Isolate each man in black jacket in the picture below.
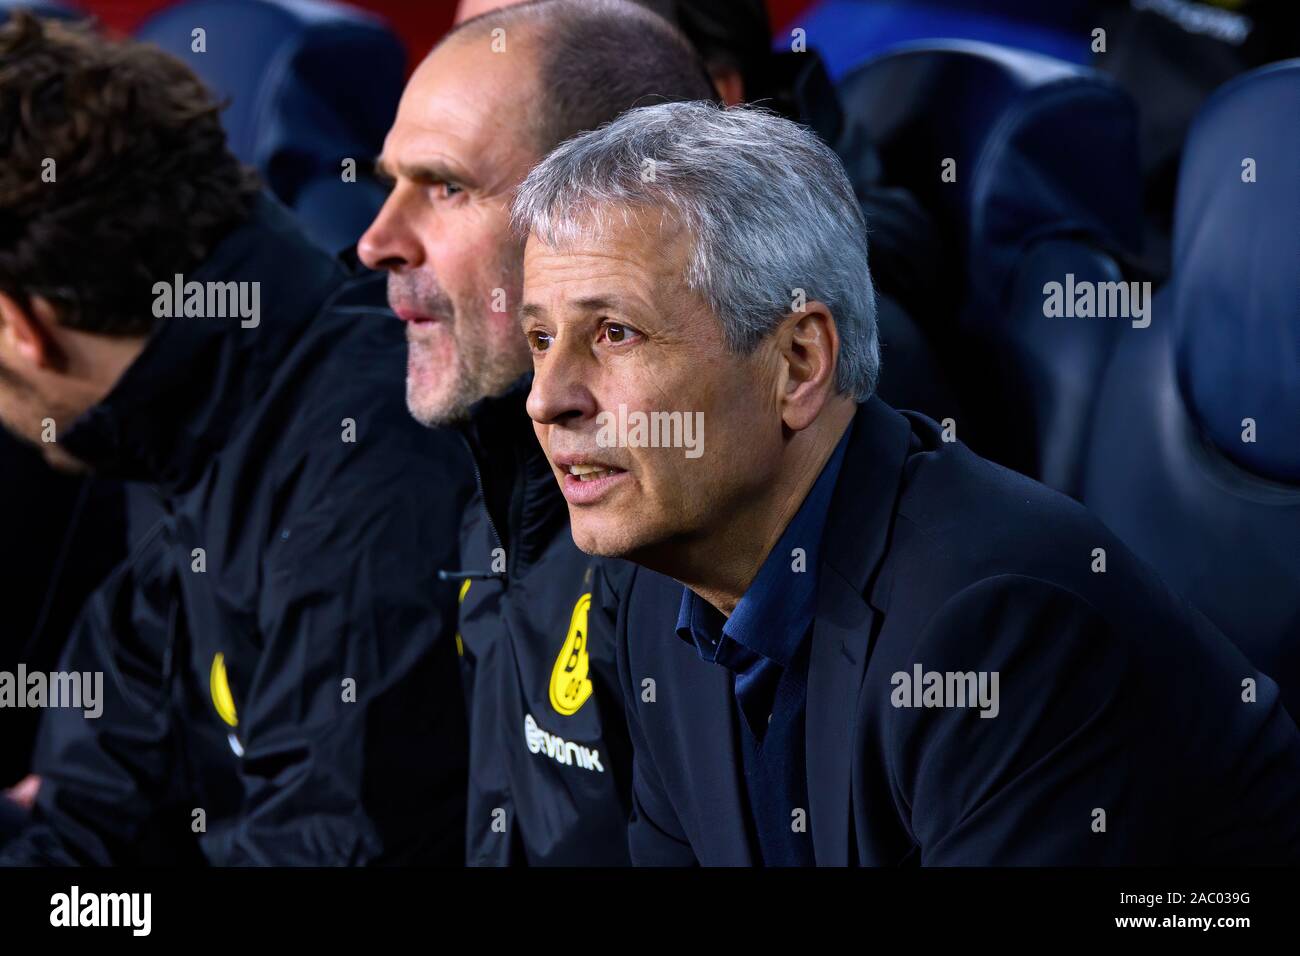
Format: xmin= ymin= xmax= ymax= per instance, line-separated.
xmin=0 ymin=13 xmax=472 ymax=864
xmin=357 ymin=0 xmax=716 ymax=864
xmin=0 ymin=430 xmax=125 ymax=836
xmin=512 ymin=100 xmax=1300 ymax=865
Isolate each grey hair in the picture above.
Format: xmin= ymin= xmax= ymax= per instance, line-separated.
xmin=511 ymin=100 xmax=880 ymax=400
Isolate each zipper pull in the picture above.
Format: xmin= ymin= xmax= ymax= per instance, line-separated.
xmin=437 ymin=569 xmax=505 ymax=582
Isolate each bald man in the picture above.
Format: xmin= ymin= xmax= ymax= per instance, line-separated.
xmin=359 ymin=0 xmax=716 ymax=865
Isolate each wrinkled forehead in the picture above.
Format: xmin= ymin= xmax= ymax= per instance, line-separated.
xmin=521 ymin=206 xmax=699 ymax=315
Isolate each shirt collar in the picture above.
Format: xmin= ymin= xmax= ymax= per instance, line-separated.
xmin=676 ymin=421 xmax=853 ymax=669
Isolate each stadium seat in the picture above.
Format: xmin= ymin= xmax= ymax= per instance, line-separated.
xmin=0 ymin=0 xmax=79 ymax=20
xmin=1081 ymin=60 xmax=1300 ymax=719
xmin=836 ymin=40 xmax=1143 ymax=493
xmin=135 ymin=0 xmax=406 ymax=255
xmin=793 ymin=0 xmax=1095 ymax=80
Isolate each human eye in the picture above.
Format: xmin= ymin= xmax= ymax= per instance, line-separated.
xmin=526 ymin=329 xmax=553 ymax=353
xmin=598 ymin=320 xmax=642 ymax=346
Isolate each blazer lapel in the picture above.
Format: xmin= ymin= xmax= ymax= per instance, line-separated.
xmin=807 ymin=569 xmax=877 ymax=864
xmin=662 ymin=630 xmax=754 ymax=865
xmin=806 ymin=398 xmax=912 ymax=865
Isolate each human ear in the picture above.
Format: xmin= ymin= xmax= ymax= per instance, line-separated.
xmin=0 ymin=290 xmax=60 ymax=370
xmin=775 ymin=301 xmax=840 ymax=432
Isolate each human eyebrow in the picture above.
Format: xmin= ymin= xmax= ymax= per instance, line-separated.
xmin=520 ymin=295 xmax=647 ymax=327
xmin=390 ymin=159 xmax=474 ymax=190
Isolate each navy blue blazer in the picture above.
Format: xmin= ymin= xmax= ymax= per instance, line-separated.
xmin=608 ymin=397 xmax=1300 ymax=865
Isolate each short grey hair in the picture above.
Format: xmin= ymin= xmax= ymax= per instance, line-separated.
xmin=511 ymin=100 xmax=880 ymax=400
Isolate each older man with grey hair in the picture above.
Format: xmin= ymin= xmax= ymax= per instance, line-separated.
xmin=515 ymin=101 xmax=1300 ymax=865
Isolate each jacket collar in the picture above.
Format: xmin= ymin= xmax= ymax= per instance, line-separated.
xmin=63 ymin=195 xmax=343 ymax=491
xmin=458 ymin=374 xmax=570 ymax=580
xmin=822 ymin=396 xmax=915 ymax=606
xmin=805 ymin=396 xmax=914 ymax=865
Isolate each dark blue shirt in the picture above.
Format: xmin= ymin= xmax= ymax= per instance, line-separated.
xmin=676 ymin=425 xmax=851 ymax=865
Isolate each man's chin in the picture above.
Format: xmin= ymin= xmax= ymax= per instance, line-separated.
xmin=569 ymin=516 xmax=651 ymax=560
xmin=405 ymin=359 xmax=473 ymax=427
xmin=405 ymin=356 xmax=531 ymax=429
xmin=406 ymin=387 xmax=465 ymax=428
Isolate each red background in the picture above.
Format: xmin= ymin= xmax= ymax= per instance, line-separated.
xmin=69 ymin=0 xmax=815 ymax=68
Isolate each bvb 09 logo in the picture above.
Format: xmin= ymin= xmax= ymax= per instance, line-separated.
xmin=549 ymin=593 xmax=593 ymax=716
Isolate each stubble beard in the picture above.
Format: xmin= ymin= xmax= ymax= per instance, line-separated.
xmin=394 ymin=276 xmax=530 ymax=428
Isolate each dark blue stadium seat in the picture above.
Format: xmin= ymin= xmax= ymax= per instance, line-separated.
xmin=837 ymin=40 xmax=1143 ymax=492
xmin=135 ymin=0 xmax=406 ymax=255
xmin=0 ymin=1 xmax=79 ymax=20
xmin=1082 ymin=60 xmax=1300 ymax=719
xmin=796 ymin=0 xmax=1095 ymax=80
